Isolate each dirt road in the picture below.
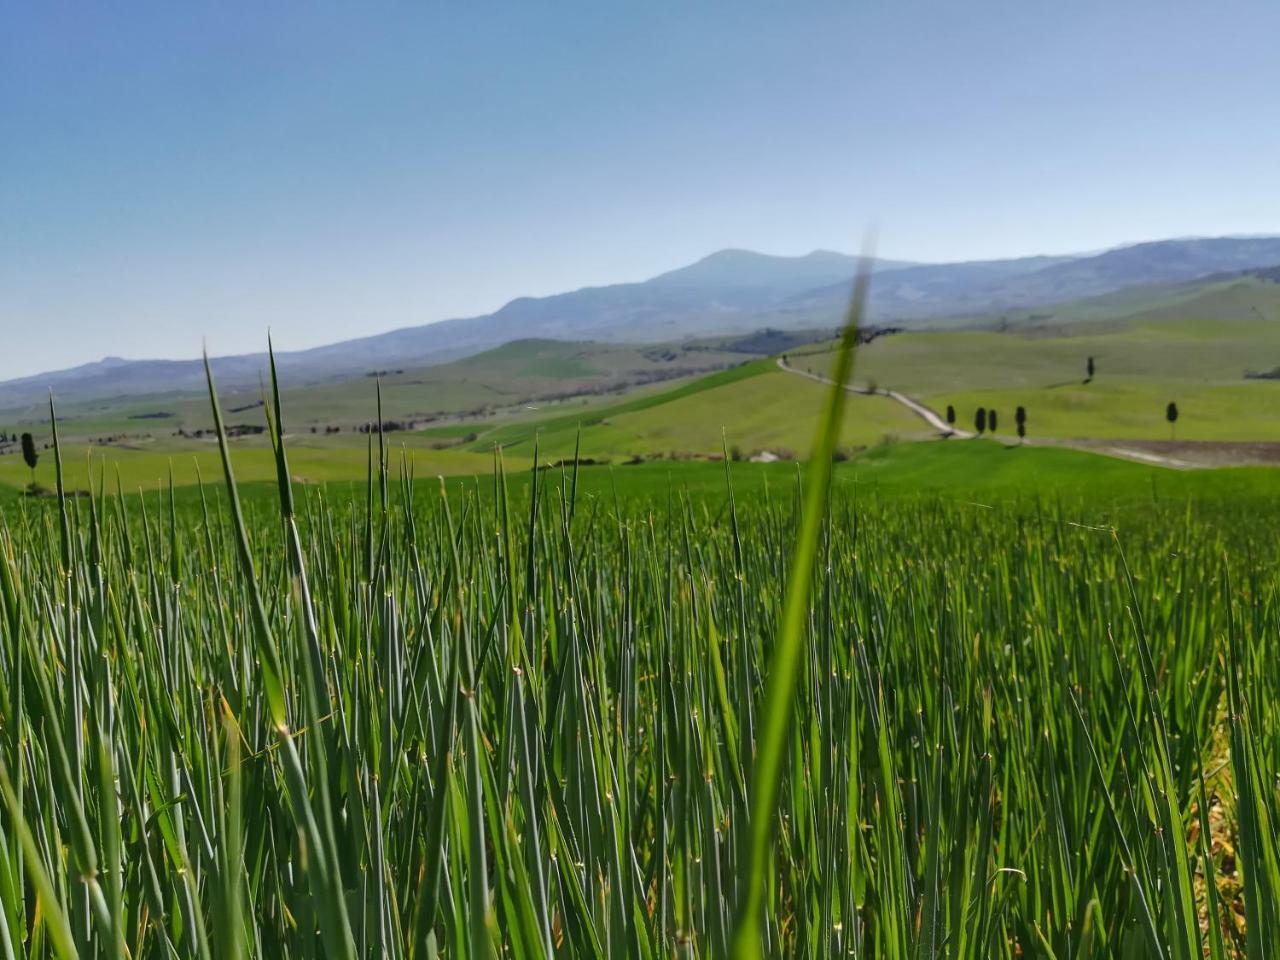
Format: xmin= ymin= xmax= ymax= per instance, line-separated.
xmin=774 ymin=356 xmax=1202 ymax=469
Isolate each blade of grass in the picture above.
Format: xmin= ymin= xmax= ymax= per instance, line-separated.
xmin=730 ymin=251 xmax=872 ymax=959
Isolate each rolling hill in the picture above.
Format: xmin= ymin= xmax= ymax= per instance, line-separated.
xmin=6 ymin=235 xmax=1280 ymax=411
xmin=775 ymin=236 xmax=1280 ymax=326
xmin=0 ymin=351 xmax=927 ymax=493
xmin=787 ymin=269 xmax=1280 ymax=448
xmin=0 ymin=249 xmax=899 ymax=409
xmin=12 ymin=261 xmax=1280 ymax=492
xmin=0 ymin=335 xmax=788 ymax=439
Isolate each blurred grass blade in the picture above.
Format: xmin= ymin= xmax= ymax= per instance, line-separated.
xmin=730 ymin=252 xmax=871 ymax=959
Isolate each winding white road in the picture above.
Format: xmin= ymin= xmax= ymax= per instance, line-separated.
xmin=775 ymin=355 xmax=1200 ymax=469
xmin=776 ymin=356 xmax=972 ymax=437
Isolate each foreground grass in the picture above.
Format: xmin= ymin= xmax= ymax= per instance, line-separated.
xmin=1 ymin=419 xmax=1278 ymax=956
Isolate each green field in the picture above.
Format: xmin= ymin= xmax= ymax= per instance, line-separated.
xmin=0 ymin=435 xmax=524 ymax=496
xmin=0 ymin=337 xmax=762 ymax=442
xmin=6 ymin=284 xmax=1280 ymax=956
xmin=790 ymin=281 xmax=1280 ymax=442
xmin=0 ymin=357 xmax=930 ymax=494
xmin=8 ymin=273 xmax=1280 ymax=495
xmin=11 ymin=7 xmax=1280 ymax=956
xmin=471 ymin=362 xmax=926 ymax=459
xmin=6 ymin=437 xmax=1277 ymax=513
xmin=1 ymin=381 xmax=1277 ymax=956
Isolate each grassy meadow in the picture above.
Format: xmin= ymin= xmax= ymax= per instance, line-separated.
xmin=10 ymin=275 xmax=1280 ymax=497
xmin=3 ymin=279 xmax=1280 ymax=958
xmin=2 ymin=315 xmax=1280 ymax=959
xmin=0 ymin=361 xmax=924 ymax=496
xmin=791 ymin=280 xmax=1280 ymax=443
xmin=0 ymin=437 xmax=522 ymax=499
xmin=0 ymin=338 xmax=764 ymax=443
xmin=468 ymin=364 xmax=925 ymax=461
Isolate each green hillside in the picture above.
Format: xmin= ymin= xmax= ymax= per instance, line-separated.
xmin=0 ymin=354 xmax=924 ymax=493
xmin=791 ymin=276 xmax=1280 ymax=442
xmin=0 ymin=436 xmax=513 ymax=496
xmin=470 ymin=362 xmax=924 ymax=459
xmin=9 ymin=271 xmax=1280 ymax=494
xmin=0 ymin=336 xmax=761 ymax=442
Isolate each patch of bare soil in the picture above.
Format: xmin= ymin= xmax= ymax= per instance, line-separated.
xmin=1067 ymin=440 xmax=1280 ymax=467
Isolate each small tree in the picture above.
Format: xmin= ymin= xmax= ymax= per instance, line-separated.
xmin=1015 ymin=406 xmax=1027 ymax=443
xmin=1166 ymin=401 xmax=1178 ymax=439
xmin=988 ymin=410 xmax=998 ymax=433
xmin=20 ymin=432 xmax=38 ymax=486
xmin=975 ymin=407 xmax=987 ymax=436
xmin=1086 ymin=356 xmax=1095 ymax=382
xmin=946 ymin=405 xmax=956 ymax=427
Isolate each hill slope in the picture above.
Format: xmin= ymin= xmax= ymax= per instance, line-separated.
xmin=787 ymin=271 xmax=1280 ymax=446
xmin=7 ymin=235 xmax=1280 ymax=409
xmin=0 ymin=335 xmax=778 ymax=439
xmin=778 ymin=236 xmax=1280 ymax=325
xmin=0 ymin=250 xmax=902 ymax=409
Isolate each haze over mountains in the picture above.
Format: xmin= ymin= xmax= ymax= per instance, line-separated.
xmin=6 ymin=235 xmax=1280 ymax=410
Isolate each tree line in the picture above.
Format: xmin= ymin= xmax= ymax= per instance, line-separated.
xmin=942 ymin=398 xmax=1183 ymax=442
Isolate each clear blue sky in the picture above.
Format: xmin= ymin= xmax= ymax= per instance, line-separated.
xmin=4 ymin=1 xmax=1280 ymax=378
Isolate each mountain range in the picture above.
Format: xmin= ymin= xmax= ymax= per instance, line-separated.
xmin=6 ymin=235 xmax=1280 ymax=410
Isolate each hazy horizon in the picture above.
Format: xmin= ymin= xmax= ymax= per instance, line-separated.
xmin=3 ymin=231 xmax=1278 ymax=379
xmin=6 ymin=1 xmax=1280 ymax=378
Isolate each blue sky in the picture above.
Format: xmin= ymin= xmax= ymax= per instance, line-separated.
xmin=4 ymin=1 xmax=1280 ymax=378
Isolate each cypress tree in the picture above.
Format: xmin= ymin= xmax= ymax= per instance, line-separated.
xmin=20 ymin=432 xmax=37 ymax=486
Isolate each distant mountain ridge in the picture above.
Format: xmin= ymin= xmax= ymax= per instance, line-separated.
xmin=646 ymin=249 xmax=916 ymax=289
xmin=776 ymin=236 xmax=1280 ymax=323
xmin=5 ymin=236 xmax=1280 ymax=410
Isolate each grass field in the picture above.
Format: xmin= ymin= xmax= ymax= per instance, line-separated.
xmin=0 ymin=436 xmax=523 ymax=495
xmin=8 ymin=274 xmax=1280 ymax=491
xmin=0 ymin=338 xmax=761 ymax=441
xmin=791 ymin=296 xmax=1280 ymax=442
xmin=8 ymin=436 xmax=1279 ymax=512
xmin=0 ymin=358 xmax=929 ymax=494
xmin=471 ymin=363 xmax=926 ymax=459
xmin=1 ymin=372 xmax=1277 ymax=956
xmin=6 ymin=289 xmax=1280 ymax=955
